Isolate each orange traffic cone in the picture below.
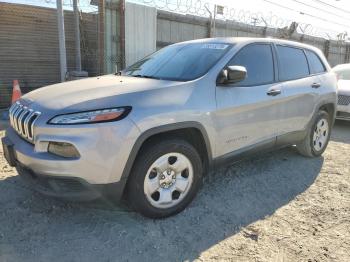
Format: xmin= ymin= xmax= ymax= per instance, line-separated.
xmin=11 ymin=80 xmax=22 ymax=104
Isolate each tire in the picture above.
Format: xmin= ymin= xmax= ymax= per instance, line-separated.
xmin=126 ymin=139 xmax=203 ymax=218
xmin=297 ymin=110 xmax=331 ymax=157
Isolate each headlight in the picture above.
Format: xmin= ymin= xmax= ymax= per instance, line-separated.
xmin=48 ymin=107 xmax=131 ymax=125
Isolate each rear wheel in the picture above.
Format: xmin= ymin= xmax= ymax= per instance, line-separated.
xmin=126 ymin=139 xmax=203 ymax=218
xmin=297 ymin=110 xmax=331 ymax=157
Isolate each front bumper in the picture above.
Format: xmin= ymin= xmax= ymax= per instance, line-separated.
xmin=2 ymin=118 xmax=140 ymax=200
xmin=16 ymin=163 xmax=123 ymax=201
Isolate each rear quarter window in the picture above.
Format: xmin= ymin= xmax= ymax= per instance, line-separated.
xmin=277 ymin=45 xmax=309 ymax=81
xmin=305 ymin=50 xmax=326 ymax=74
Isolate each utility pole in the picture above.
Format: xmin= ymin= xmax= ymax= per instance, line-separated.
xmin=204 ymin=4 xmax=213 ymax=37
xmin=56 ymin=0 xmax=67 ymax=82
xmin=98 ymin=0 xmax=105 ymax=75
xmin=213 ymin=5 xmax=216 ymax=37
xmin=73 ymin=0 xmax=82 ymax=71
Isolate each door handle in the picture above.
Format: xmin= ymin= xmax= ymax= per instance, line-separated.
xmin=267 ymin=89 xmax=281 ymax=96
xmin=311 ymin=83 xmax=321 ymax=88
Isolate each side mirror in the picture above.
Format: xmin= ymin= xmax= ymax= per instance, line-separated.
xmin=218 ymin=65 xmax=247 ymax=85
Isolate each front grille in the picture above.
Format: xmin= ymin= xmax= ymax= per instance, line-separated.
xmin=9 ymin=101 xmax=41 ymax=143
xmin=338 ymin=95 xmax=350 ymax=106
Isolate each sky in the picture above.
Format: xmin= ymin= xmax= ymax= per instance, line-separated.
xmin=2 ymin=0 xmax=350 ymax=40
xmin=211 ymin=0 xmax=350 ymax=39
xmin=1 ymin=0 xmax=97 ymax=10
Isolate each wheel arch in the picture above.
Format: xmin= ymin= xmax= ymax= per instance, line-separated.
xmin=305 ymin=102 xmax=336 ymax=134
xmin=118 ymin=122 xmax=213 ymax=197
xmin=318 ymin=103 xmax=336 ymax=122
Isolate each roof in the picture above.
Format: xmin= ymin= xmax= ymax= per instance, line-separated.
xmin=178 ymin=37 xmax=323 ymax=53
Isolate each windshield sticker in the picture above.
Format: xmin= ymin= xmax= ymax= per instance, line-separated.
xmin=201 ymin=44 xmax=229 ymax=50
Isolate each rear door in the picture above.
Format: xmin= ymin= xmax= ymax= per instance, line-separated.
xmin=214 ymin=43 xmax=284 ymax=157
xmin=274 ymin=45 xmax=318 ymax=136
xmin=305 ymin=48 xmax=328 ymax=95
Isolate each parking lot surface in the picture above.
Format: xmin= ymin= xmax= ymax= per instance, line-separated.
xmin=0 ymin=122 xmax=349 ymax=262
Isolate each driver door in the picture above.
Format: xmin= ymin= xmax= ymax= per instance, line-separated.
xmin=214 ymin=43 xmax=284 ymax=157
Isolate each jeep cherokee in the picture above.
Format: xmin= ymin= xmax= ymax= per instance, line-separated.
xmin=2 ymin=38 xmax=337 ymax=218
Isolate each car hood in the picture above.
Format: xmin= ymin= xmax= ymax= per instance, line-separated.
xmin=22 ymin=75 xmax=184 ymax=111
xmin=337 ymin=80 xmax=350 ymax=95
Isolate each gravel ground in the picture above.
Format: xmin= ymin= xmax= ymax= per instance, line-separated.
xmin=0 ymin=121 xmax=349 ymax=262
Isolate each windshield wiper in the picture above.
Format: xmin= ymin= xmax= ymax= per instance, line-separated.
xmin=132 ymin=74 xmax=161 ymax=80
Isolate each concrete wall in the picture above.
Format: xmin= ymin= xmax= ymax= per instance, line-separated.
xmin=125 ymin=3 xmax=157 ymax=67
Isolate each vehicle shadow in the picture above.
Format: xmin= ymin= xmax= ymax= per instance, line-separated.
xmin=331 ymin=120 xmax=350 ymax=144
xmin=0 ymin=147 xmax=323 ymax=262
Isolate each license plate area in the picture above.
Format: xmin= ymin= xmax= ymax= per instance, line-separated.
xmin=1 ymin=137 xmax=17 ymax=167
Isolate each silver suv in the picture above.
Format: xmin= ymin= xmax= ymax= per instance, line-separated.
xmin=2 ymin=38 xmax=337 ymax=218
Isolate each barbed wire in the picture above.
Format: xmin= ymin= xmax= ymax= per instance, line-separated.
xmin=6 ymin=0 xmax=346 ymax=40
xmin=137 ymin=0 xmax=345 ymax=40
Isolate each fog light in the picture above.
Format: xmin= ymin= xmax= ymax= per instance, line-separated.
xmin=48 ymin=142 xmax=80 ymax=158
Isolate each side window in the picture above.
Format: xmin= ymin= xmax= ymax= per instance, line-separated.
xmin=305 ymin=50 xmax=326 ymax=74
xmin=228 ymin=44 xmax=274 ymax=86
xmin=277 ymin=45 xmax=309 ymax=81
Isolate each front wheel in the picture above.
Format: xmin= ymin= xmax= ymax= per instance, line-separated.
xmin=126 ymin=139 xmax=203 ymax=218
xmin=297 ymin=110 xmax=331 ymax=157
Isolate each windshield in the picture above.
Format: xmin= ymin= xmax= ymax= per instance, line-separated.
xmin=123 ymin=43 xmax=232 ymax=81
xmin=334 ymin=68 xmax=350 ymax=80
